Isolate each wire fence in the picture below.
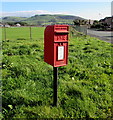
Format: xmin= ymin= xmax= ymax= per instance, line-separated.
xmin=2 ymin=26 xmax=45 ymax=41
xmin=73 ymin=25 xmax=88 ymax=35
xmin=2 ymin=25 xmax=88 ymax=41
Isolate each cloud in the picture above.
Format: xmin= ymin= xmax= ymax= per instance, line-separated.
xmin=1 ymin=10 xmax=70 ymax=17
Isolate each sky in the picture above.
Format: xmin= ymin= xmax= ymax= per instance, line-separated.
xmin=1 ymin=2 xmax=112 ymax=20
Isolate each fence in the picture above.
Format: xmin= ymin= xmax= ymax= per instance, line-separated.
xmin=2 ymin=25 xmax=88 ymax=41
xmin=2 ymin=26 xmax=45 ymax=41
xmin=73 ymin=25 xmax=88 ymax=35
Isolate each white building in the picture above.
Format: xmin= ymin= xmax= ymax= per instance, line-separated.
xmin=16 ymin=23 xmax=21 ymax=27
xmin=5 ymin=24 xmax=10 ymax=28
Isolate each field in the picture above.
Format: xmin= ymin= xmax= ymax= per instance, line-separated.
xmin=1 ymin=27 xmax=113 ymax=119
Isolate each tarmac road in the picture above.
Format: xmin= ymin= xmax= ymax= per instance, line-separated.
xmin=87 ymin=29 xmax=112 ymax=44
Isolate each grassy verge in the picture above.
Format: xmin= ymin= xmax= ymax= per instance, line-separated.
xmin=2 ymin=27 xmax=113 ymax=119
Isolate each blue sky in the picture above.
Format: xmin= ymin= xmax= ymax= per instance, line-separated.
xmin=1 ymin=2 xmax=111 ymax=20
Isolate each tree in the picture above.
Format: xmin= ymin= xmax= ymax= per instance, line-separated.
xmin=73 ymin=19 xmax=87 ymax=26
xmin=93 ymin=20 xmax=99 ymax=25
xmin=73 ymin=19 xmax=80 ymax=26
xmin=91 ymin=20 xmax=109 ymax=30
xmin=6 ymin=22 xmax=15 ymax=26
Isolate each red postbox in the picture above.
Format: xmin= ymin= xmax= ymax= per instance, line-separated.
xmin=44 ymin=25 xmax=69 ymax=67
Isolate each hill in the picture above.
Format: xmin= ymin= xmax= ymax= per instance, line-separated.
xmin=2 ymin=14 xmax=85 ymax=25
xmin=2 ymin=16 xmax=27 ymax=22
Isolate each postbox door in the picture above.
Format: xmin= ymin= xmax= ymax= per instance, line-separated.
xmin=54 ymin=43 xmax=68 ymax=67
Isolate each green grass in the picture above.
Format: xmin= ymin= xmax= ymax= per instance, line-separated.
xmin=2 ymin=27 xmax=113 ymax=119
xmin=2 ymin=27 xmax=45 ymax=40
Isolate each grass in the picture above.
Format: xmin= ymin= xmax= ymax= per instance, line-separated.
xmin=1 ymin=26 xmax=113 ymax=119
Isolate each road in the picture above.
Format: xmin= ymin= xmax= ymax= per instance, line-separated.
xmin=87 ymin=29 xmax=112 ymax=44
